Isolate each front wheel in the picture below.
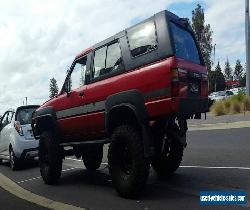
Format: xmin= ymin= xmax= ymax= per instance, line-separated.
xmin=39 ymin=131 xmax=62 ymax=184
xmin=108 ymin=125 xmax=150 ymax=198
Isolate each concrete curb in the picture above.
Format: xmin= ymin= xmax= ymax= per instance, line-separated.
xmin=0 ymin=173 xmax=85 ymax=210
xmin=189 ymin=121 xmax=250 ymax=131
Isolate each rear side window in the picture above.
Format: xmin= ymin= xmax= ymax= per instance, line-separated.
xmin=93 ymin=42 xmax=123 ymax=79
xmin=105 ymin=43 xmax=123 ymax=73
xmin=170 ymin=22 xmax=200 ymax=64
xmin=93 ymin=46 xmax=107 ymax=78
xmin=127 ymin=21 xmax=157 ymax=57
xmin=17 ymin=108 xmax=37 ymax=125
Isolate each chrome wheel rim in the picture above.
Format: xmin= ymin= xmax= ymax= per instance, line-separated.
xmin=10 ymin=150 xmax=15 ymax=168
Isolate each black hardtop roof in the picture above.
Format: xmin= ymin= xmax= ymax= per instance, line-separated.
xmin=16 ymin=105 xmax=40 ymax=111
xmin=91 ymin=10 xmax=185 ymax=50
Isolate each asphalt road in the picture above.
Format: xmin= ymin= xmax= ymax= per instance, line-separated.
xmin=0 ymin=127 xmax=249 ymax=210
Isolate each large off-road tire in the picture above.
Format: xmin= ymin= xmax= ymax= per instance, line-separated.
xmin=151 ymin=123 xmax=184 ymax=176
xmin=39 ymin=131 xmax=62 ymax=185
xmin=9 ymin=147 xmax=22 ymax=171
xmin=108 ymin=125 xmax=150 ymax=198
xmin=82 ymin=145 xmax=103 ymax=170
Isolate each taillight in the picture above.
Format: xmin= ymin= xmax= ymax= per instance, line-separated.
xmin=202 ymin=73 xmax=208 ymax=81
xmin=201 ymin=73 xmax=208 ymax=97
xmin=171 ymin=68 xmax=188 ymax=97
xmin=14 ymin=121 xmax=24 ymax=136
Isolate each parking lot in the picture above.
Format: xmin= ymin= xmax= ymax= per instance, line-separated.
xmin=0 ymin=125 xmax=249 ymax=210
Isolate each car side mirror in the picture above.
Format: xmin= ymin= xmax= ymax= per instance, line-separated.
xmin=63 ymin=80 xmax=71 ymax=97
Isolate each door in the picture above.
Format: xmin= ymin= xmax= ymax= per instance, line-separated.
xmin=85 ymin=41 xmax=125 ymax=138
xmin=56 ymin=56 xmax=89 ymax=142
xmin=0 ymin=111 xmax=13 ymax=156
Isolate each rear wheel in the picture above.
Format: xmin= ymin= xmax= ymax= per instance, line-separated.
xmin=82 ymin=145 xmax=103 ymax=170
xmin=108 ymin=125 xmax=149 ymax=198
xmin=9 ymin=147 xmax=21 ymax=171
xmin=151 ymin=122 xmax=184 ymax=176
xmin=39 ymin=131 xmax=62 ymax=184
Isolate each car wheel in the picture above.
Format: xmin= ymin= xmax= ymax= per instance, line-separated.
xmin=151 ymin=123 xmax=184 ymax=176
xmin=108 ymin=125 xmax=150 ymax=198
xmin=82 ymin=145 xmax=103 ymax=171
xmin=9 ymin=148 xmax=21 ymax=171
xmin=39 ymin=130 xmax=62 ymax=185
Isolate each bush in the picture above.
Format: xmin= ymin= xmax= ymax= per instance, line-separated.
xmin=210 ymin=101 xmax=225 ymax=116
xmin=242 ymin=97 xmax=250 ymax=111
xmin=210 ymin=94 xmax=250 ymax=116
xmin=230 ymin=101 xmax=241 ymax=114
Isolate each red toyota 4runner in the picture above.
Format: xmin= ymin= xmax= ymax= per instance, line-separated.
xmin=32 ymin=10 xmax=208 ymax=197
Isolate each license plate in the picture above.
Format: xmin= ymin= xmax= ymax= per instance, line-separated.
xmin=28 ymin=130 xmax=34 ymax=137
xmin=190 ymin=83 xmax=199 ymax=94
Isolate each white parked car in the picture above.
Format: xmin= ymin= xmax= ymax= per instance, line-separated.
xmin=230 ymin=87 xmax=246 ymax=95
xmin=208 ymin=90 xmax=234 ymax=102
xmin=0 ymin=105 xmax=40 ymax=170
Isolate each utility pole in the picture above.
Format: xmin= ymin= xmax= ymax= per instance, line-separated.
xmin=213 ymin=44 xmax=216 ymax=65
xmin=246 ymin=0 xmax=250 ymax=95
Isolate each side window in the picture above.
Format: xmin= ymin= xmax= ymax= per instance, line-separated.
xmin=93 ymin=41 xmax=123 ymax=79
xmin=105 ymin=42 xmax=123 ymax=74
xmin=7 ymin=112 xmax=13 ymax=123
xmin=127 ymin=20 xmax=157 ymax=57
xmin=70 ymin=56 xmax=87 ymax=91
xmin=1 ymin=112 xmax=9 ymax=127
xmin=93 ymin=46 xmax=107 ymax=78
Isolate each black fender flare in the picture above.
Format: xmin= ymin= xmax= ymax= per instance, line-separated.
xmin=105 ymin=89 xmax=154 ymax=157
xmin=32 ymin=106 xmax=59 ymax=139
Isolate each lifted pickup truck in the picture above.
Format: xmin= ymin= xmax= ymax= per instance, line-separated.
xmin=32 ymin=10 xmax=208 ymax=198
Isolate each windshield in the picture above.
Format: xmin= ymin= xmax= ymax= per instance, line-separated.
xmin=16 ymin=108 xmax=37 ymax=125
xmin=170 ymin=22 xmax=201 ymax=64
xmin=217 ymin=91 xmax=226 ymax=96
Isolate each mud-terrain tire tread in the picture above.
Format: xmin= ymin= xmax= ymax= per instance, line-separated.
xmin=83 ymin=145 xmax=103 ymax=170
xmin=108 ymin=125 xmax=149 ymax=198
xmin=39 ymin=131 xmax=62 ymax=185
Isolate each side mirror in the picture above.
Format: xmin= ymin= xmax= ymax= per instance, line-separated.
xmin=62 ymin=80 xmax=71 ymax=97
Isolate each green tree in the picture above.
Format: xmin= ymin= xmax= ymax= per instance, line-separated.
xmin=234 ymin=59 xmax=243 ymax=81
xmin=240 ymin=72 xmax=246 ymax=87
xmin=224 ymin=59 xmax=232 ymax=81
xmin=209 ymin=62 xmax=226 ymax=92
xmin=191 ymin=4 xmax=213 ymax=71
xmin=49 ymin=77 xmax=59 ymax=98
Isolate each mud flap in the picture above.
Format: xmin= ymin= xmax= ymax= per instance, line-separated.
xmin=141 ymin=125 xmax=155 ymax=158
xmin=168 ymin=119 xmax=188 ymax=147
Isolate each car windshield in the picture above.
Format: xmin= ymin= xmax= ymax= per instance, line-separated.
xmin=217 ymin=91 xmax=226 ymax=96
xmin=170 ymin=22 xmax=201 ymax=64
xmin=16 ymin=108 xmax=37 ymax=125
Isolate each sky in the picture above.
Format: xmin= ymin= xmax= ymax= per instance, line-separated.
xmin=0 ymin=0 xmax=247 ymax=115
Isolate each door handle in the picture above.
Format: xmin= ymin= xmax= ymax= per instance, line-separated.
xmin=79 ymin=92 xmax=84 ymax=97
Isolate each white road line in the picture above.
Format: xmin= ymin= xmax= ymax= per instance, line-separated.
xmin=17 ymin=167 xmax=79 ymax=184
xmin=66 ymin=157 xmax=108 ymax=165
xmin=17 ymin=164 xmax=250 ymax=184
xmin=66 ymin=157 xmax=250 ymax=170
xmin=180 ymin=166 xmax=250 ymax=170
